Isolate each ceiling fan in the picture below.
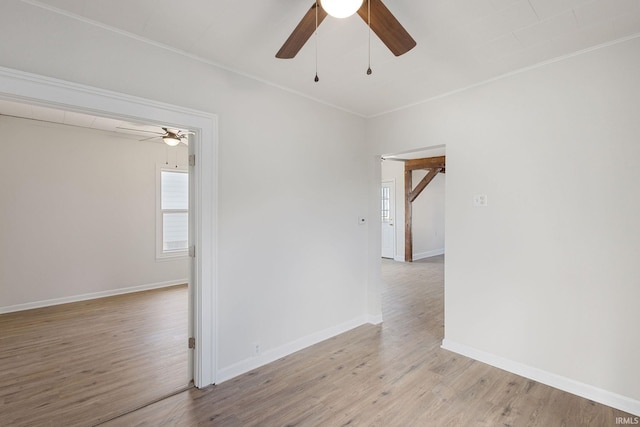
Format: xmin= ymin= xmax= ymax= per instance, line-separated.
xmin=117 ymin=126 xmax=192 ymax=146
xmin=276 ymin=0 xmax=416 ymax=59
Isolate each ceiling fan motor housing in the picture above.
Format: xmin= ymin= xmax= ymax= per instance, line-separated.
xmin=320 ymin=0 xmax=363 ymax=18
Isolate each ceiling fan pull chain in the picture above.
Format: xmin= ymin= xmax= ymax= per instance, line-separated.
xmin=314 ymin=1 xmax=320 ymax=82
xmin=367 ymin=0 xmax=372 ymax=75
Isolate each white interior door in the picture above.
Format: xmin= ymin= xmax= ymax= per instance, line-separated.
xmin=381 ymin=180 xmax=396 ymax=259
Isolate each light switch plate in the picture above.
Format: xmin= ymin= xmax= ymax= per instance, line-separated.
xmin=473 ymin=194 xmax=488 ymax=207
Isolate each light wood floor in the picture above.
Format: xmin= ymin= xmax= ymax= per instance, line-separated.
xmin=0 ymin=285 xmax=189 ymax=426
xmin=99 ymin=256 xmax=633 ymax=426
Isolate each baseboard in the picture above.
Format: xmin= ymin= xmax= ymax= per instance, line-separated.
xmin=0 ymin=279 xmax=188 ymax=314
xmin=441 ymin=339 xmax=640 ymax=416
xmin=414 ymin=248 xmax=445 ymax=260
xmin=392 ymin=249 xmax=445 ymax=262
xmin=216 ymin=316 xmax=371 ymax=383
xmin=367 ymin=313 xmax=383 ymax=325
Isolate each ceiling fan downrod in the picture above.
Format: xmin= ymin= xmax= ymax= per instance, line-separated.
xmin=366 ymin=0 xmax=372 ymax=76
xmin=314 ymin=1 xmax=320 ymax=82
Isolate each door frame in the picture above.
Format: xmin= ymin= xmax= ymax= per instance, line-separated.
xmin=0 ymin=66 xmax=218 ymax=387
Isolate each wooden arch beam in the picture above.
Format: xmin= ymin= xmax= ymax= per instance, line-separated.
xmin=409 ymin=168 xmax=442 ymax=203
xmin=404 ymin=156 xmax=445 ymax=262
xmin=405 ymin=156 xmax=445 ymax=171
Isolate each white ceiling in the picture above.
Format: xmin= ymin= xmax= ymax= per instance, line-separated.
xmin=15 ymin=0 xmax=640 ymax=117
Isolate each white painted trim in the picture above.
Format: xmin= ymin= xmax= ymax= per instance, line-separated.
xmin=216 ymin=316 xmax=371 ymax=383
xmin=390 ymin=249 xmax=444 ymax=262
xmin=441 ymin=339 xmax=640 ymax=417
xmin=0 ymin=280 xmax=188 ymax=314
xmin=414 ymin=248 xmax=445 ymax=260
xmin=0 ymin=66 xmax=218 ymax=388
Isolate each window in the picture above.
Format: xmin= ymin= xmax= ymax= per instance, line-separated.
xmin=381 ymin=186 xmax=390 ymax=221
xmin=157 ymin=167 xmax=188 ymax=258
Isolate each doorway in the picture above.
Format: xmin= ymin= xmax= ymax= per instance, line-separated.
xmin=0 ymin=68 xmax=217 ymax=387
xmin=0 ymin=67 xmax=217 ymax=420
xmin=0 ymin=108 xmax=193 ymax=424
xmin=380 ymin=147 xmax=446 ymax=262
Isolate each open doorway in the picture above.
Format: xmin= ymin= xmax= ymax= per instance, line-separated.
xmin=0 ymin=68 xmax=217 ymax=392
xmin=0 ymin=103 xmax=194 ymax=424
xmin=0 ymin=68 xmax=217 ymax=396
xmin=381 ymin=146 xmax=446 ymax=262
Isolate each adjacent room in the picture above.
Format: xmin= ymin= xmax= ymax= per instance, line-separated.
xmin=0 ymin=105 xmax=192 ymax=424
xmin=1 ymin=0 xmax=639 ymax=425
xmin=380 ymin=147 xmax=446 ymax=262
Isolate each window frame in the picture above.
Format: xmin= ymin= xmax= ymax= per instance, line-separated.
xmin=156 ymin=164 xmax=189 ymax=260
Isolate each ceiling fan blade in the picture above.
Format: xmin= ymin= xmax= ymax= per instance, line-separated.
xmin=381 ymin=157 xmax=408 ymax=162
xmin=357 ymin=0 xmax=416 ymax=56
xmin=139 ymin=136 xmax=160 ymax=142
xmin=117 ymin=126 xmax=164 ymax=135
xmin=276 ymin=2 xmax=328 ymax=59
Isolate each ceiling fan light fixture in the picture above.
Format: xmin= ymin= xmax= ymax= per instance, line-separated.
xmin=320 ymin=0 xmax=363 ymax=18
xmin=162 ymin=135 xmax=181 ymax=146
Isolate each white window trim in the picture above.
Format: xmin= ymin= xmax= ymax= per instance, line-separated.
xmin=156 ymin=164 xmax=189 ymax=260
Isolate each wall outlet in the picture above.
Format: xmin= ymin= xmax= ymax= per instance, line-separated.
xmin=253 ymin=342 xmax=261 ymax=356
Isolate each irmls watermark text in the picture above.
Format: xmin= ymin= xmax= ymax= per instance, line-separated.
xmin=616 ymin=417 xmax=640 ymax=425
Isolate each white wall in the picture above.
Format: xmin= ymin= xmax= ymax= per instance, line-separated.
xmin=0 ymin=116 xmax=189 ymax=311
xmin=381 ymin=160 xmax=445 ymax=261
xmin=0 ymin=1 xmax=375 ymax=379
xmin=368 ymin=37 xmax=640 ymax=412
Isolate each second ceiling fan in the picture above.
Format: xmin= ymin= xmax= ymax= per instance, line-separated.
xmin=276 ymin=0 xmax=416 ymax=59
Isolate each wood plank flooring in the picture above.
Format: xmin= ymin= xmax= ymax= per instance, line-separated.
xmin=0 ymin=285 xmax=189 ymax=426
xmin=101 ymin=257 xmax=634 ymax=426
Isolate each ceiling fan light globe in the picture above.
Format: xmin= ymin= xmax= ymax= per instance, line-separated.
xmin=163 ymin=135 xmax=181 ymax=146
xmin=320 ymin=0 xmax=363 ymax=18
